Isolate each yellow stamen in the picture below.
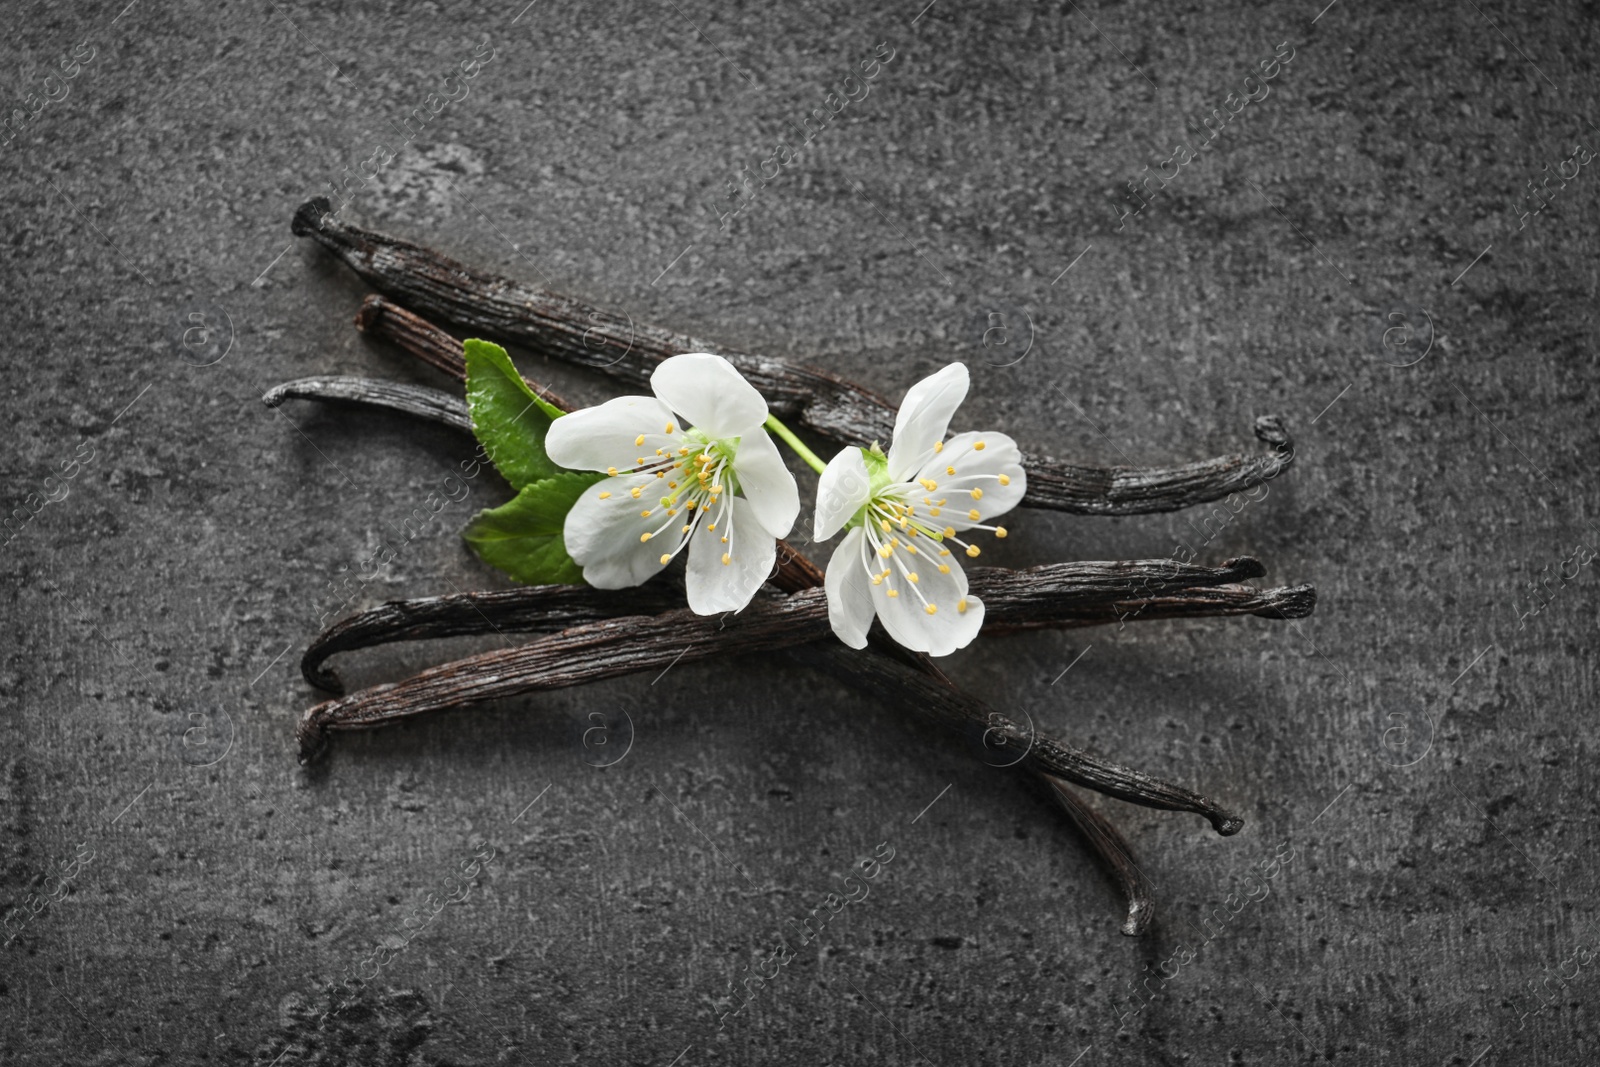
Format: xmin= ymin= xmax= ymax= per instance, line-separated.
xmin=887 ymin=589 xmax=899 ymax=598
xmin=946 ymin=465 xmax=956 ymax=476
xmin=943 ymin=526 xmax=956 ymax=538
xmin=598 ymin=491 xmax=612 ymax=499
xmin=938 ymin=564 xmax=951 ymax=574
xmin=721 ymin=552 xmax=731 ymax=565
xmin=995 ymin=526 xmax=1008 ymax=539
xmin=659 ymin=553 xmax=671 ymax=564
xmin=925 ymin=604 xmax=938 ymax=615
xmin=970 ymin=488 xmax=983 ymax=500
xmin=919 ymin=478 xmax=938 ymax=491
xmin=664 ymin=422 xmax=675 ymax=434
xmin=957 ymin=598 xmax=969 ymax=613
xmin=878 ymin=544 xmax=892 ymax=559
xmin=974 ymin=441 xmax=986 ymax=451
xmin=966 ymin=545 xmax=980 ymax=558
xmin=607 ymin=466 xmax=618 ymax=477
xmin=635 ymin=434 xmax=646 ymax=446
xmin=641 ymin=509 xmax=652 ymax=518
xmin=907 ymin=572 xmax=919 ymax=583
xmin=630 ymin=486 xmax=643 ymax=499
xmin=968 ymin=509 xmax=981 ymax=521
xmin=934 ymin=441 xmax=944 ymax=453
xmin=640 ymin=532 xmax=652 ymax=543
xmin=998 ymin=474 xmax=1011 ymax=486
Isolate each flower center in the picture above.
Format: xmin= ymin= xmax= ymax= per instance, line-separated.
xmin=608 ymin=423 xmax=744 ymax=568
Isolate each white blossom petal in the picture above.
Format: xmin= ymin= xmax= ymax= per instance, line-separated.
xmin=813 ymin=447 xmax=874 ymax=541
xmin=871 ymin=541 xmax=983 ymax=657
xmin=650 ymin=353 xmax=768 ymax=439
xmin=730 ymin=428 xmax=799 ymax=538
xmin=545 ymin=394 xmax=677 ymax=473
xmin=887 ymin=362 xmax=969 ymax=481
xmin=919 ymin=431 xmax=1026 ymax=531
xmin=685 ymin=495 xmax=775 ymax=614
xmin=824 ymin=527 xmax=876 ymax=649
xmin=562 ymin=473 xmax=672 ymax=589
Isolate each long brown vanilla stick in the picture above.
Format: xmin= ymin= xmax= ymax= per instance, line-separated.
xmin=291 ymin=201 xmax=1297 ymax=516
xmin=296 ymin=554 xmax=1312 ymax=694
xmin=295 ymin=592 xmax=1242 ymax=835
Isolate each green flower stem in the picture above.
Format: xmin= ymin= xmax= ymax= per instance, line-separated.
xmin=764 ymin=414 xmax=826 ymax=474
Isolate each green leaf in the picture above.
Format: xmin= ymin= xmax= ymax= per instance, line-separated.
xmin=463 ymin=338 xmax=566 ymax=490
xmin=462 ymin=471 xmax=605 ymax=585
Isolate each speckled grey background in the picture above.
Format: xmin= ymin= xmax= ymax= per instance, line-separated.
xmin=3 ymin=0 xmax=1598 ymax=1063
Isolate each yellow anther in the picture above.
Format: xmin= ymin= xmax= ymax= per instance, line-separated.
xmin=669 ymin=481 xmax=678 ymax=489
xmin=907 ymin=572 xmax=919 ymax=583
xmin=943 ymin=526 xmax=956 ymax=538
xmin=939 ymin=548 xmax=951 ymax=557
xmin=635 ymin=434 xmax=646 ymax=446
xmin=641 ymin=509 xmax=653 ymax=518
xmin=934 ymin=441 xmax=944 ymax=453
xmin=930 ymin=508 xmax=942 ymax=517
xmin=640 ymin=532 xmax=652 ymax=543
xmin=598 ymin=491 xmax=612 ymax=499
xmin=664 ymin=422 xmax=675 ymax=434
xmin=630 ymin=486 xmax=643 ymax=499
xmin=878 ymin=544 xmax=892 ymax=559
xmin=966 ymin=544 xmax=981 ymax=558
xmin=970 ymin=488 xmax=984 ymax=500
xmin=720 ymin=535 xmax=728 ymax=544
xmin=968 ymin=508 xmax=981 ymax=521
xmin=919 ymin=478 xmax=938 ymax=491
xmin=655 ymin=471 xmax=666 ymax=479
xmin=880 ymin=519 xmax=891 ymax=532
xmin=946 ymin=465 xmax=956 ymax=476
xmin=925 ymin=604 xmax=938 ymax=615
xmin=607 ymin=466 xmax=618 ymax=477
xmin=721 ymin=552 xmax=731 ymax=565
xmin=887 ymin=589 xmax=899 ymax=598
xmin=957 ymin=598 xmax=969 ymax=614
xmin=974 ymin=441 xmax=986 ymax=451
xmin=682 ymin=525 xmax=691 ymax=533
xmin=659 ymin=553 xmax=672 ymax=564
xmin=998 ymin=474 xmax=1011 ymax=486
xmin=871 ymin=572 xmax=884 ymax=585
xmin=906 ymin=543 xmax=918 ymax=554
xmin=938 ymin=564 xmax=951 ymax=574
xmin=995 ymin=526 xmax=1008 ymax=539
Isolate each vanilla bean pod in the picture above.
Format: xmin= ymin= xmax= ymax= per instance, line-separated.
xmin=1044 ymin=776 xmax=1156 ymax=935
xmin=291 ymin=198 xmax=1296 ymax=516
xmin=297 ymin=556 xmax=1309 ymax=694
xmin=786 ymin=641 xmax=1242 ymax=835
xmin=263 ymin=376 xmax=472 ymax=432
xmin=355 ymin=294 xmax=575 ymax=414
xmin=296 ymin=594 xmax=1242 ymax=834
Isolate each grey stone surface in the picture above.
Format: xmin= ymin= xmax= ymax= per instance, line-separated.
xmin=3 ymin=0 xmax=1598 ymax=1063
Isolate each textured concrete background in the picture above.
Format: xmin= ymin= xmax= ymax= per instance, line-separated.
xmin=3 ymin=0 xmax=1598 ymax=1063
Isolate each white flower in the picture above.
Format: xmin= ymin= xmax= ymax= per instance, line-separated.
xmin=812 ymin=363 xmax=1025 ymax=656
xmin=548 ymin=353 xmax=800 ymax=614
